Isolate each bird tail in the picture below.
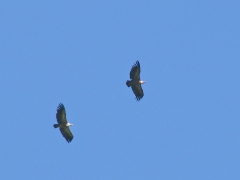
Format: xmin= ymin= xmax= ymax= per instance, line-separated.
xmin=53 ymin=124 xmax=59 ymax=128
xmin=126 ymin=80 xmax=131 ymax=87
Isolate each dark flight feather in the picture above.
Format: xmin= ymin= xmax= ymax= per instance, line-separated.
xmin=131 ymin=84 xmax=144 ymax=101
xmin=130 ymin=60 xmax=141 ymax=80
xmin=56 ymin=103 xmax=67 ymax=124
xmin=60 ymin=127 xmax=73 ymax=143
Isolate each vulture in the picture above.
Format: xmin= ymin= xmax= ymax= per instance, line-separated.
xmin=126 ymin=60 xmax=145 ymax=101
xmin=53 ymin=103 xmax=73 ymax=143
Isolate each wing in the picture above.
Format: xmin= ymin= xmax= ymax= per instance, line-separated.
xmin=131 ymin=84 xmax=144 ymax=101
xmin=60 ymin=127 xmax=73 ymax=143
xmin=130 ymin=60 xmax=141 ymax=80
xmin=56 ymin=103 xmax=67 ymax=124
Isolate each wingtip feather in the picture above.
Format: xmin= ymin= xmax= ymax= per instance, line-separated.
xmin=57 ymin=103 xmax=65 ymax=111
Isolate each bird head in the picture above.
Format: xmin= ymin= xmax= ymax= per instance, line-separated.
xmin=139 ymin=80 xmax=146 ymax=84
xmin=66 ymin=122 xmax=73 ymax=127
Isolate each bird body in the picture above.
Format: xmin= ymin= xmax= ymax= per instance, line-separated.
xmin=126 ymin=60 xmax=145 ymax=101
xmin=53 ymin=103 xmax=74 ymax=143
xmin=126 ymin=79 xmax=145 ymax=87
xmin=53 ymin=122 xmax=72 ymax=128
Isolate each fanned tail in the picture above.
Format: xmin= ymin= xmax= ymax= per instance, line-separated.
xmin=53 ymin=124 xmax=59 ymax=128
xmin=126 ymin=80 xmax=131 ymax=87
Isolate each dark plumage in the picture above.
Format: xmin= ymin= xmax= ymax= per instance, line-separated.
xmin=126 ymin=60 xmax=145 ymax=101
xmin=53 ymin=103 xmax=73 ymax=143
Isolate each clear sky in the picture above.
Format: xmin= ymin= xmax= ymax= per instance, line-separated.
xmin=1 ymin=1 xmax=240 ymax=180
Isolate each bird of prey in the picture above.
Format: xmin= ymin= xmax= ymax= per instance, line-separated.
xmin=126 ymin=60 xmax=145 ymax=101
xmin=53 ymin=103 xmax=73 ymax=143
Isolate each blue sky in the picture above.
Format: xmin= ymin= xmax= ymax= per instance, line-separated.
xmin=1 ymin=1 xmax=240 ymax=179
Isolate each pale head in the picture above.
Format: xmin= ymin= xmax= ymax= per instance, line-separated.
xmin=139 ymin=80 xmax=146 ymax=84
xmin=66 ymin=122 xmax=73 ymax=127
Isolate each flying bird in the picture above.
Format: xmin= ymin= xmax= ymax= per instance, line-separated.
xmin=126 ymin=60 xmax=145 ymax=101
xmin=53 ymin=103 xmax=73 ymax=143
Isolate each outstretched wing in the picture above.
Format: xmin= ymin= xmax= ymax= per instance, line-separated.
xmin=130 ymin=60 xmax=141 ymax=80
xmin=60 ymin=127 xmax=73 ymax=143
xmin=131 ymin=84 xmax=144 ymax=101
xmin=56 ymin=103 xmax=67 ymax=124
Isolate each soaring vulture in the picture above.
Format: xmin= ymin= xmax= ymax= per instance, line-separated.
xmin=126 ymin=60 xmax=145 ymax=101
xmin=53 ymin=103 xmax=73 ymax=143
